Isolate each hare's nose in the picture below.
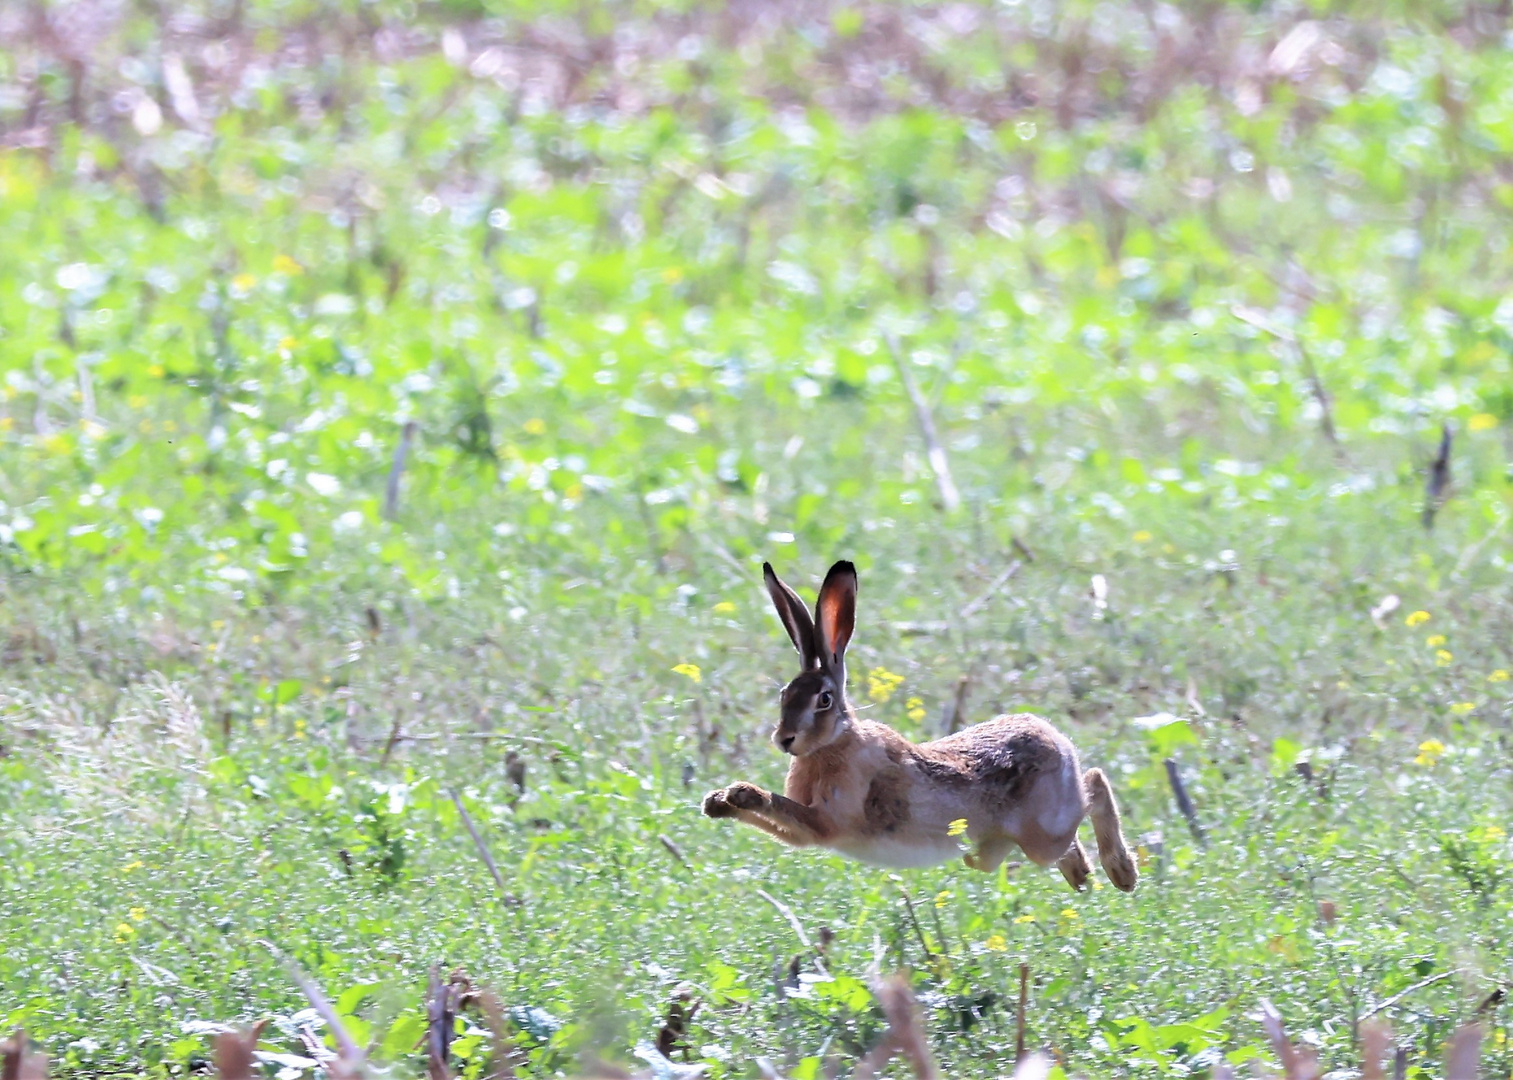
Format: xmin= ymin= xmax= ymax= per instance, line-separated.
xmin=780 ymin=735 xmax=796 ymax=753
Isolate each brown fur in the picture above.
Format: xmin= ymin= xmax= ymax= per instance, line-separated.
xmin=863 ymin=772 xmax=911 ymax=835
xmin=702 ymin=560 xmax=1139 ymax=892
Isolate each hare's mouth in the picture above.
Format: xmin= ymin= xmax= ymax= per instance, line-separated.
xmin=779 ymin=735 xmax=797 ymax=754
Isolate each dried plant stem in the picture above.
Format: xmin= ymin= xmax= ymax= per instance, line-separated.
xmin=1231 ymin=306 xmax=1340 ymax=453
xmin=755 ymin=888 xmax=826 ymax=975
xmin=450 ymin=790 xmax=509 ymax=895
xmin=258 ymin=942 xmax=363 ymax=1064
xmin=1360 ymin=971 xmax=1452 ymax=1019
xmin=960 ymin=559 xmax=1023 ymax=619
xmin=384 ymin=420 xmax=418 ymax=520
xmin=1164 ymin=758 xmax=1207 ymax=848
xmin=1015 ymin=962 xmax=1030 ymax=1064
xmin=884 ymin=331 xmax=961 ymax=513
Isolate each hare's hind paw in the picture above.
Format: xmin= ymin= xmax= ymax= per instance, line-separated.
xmin=1103 ymin=847 xmax=1138 ymax=892
xmin=963 ymin=838 xmax=1011 ymax=873
xmin=702 ymin=789 xmax=737 ymax=818
xmin=1058 ymin=840 xmax=1091 ymax=892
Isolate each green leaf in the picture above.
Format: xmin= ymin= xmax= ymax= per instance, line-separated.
xmin=1270 ymin=737 xmax=1304 ymax=776
xmin=381 ymin=1013 xmax=426 ymax=1057
xmin=337 ymin=982 xmax=383 ymax=1016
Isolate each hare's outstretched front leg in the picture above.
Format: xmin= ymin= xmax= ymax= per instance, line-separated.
xmin=702 ymin=783 xmax=832 ymax=846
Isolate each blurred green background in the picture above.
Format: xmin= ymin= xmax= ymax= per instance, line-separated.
xmin=1 ymin=2 xmax=1510 ymax=1078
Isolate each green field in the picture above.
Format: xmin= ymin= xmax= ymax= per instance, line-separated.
xmin=1 ymin=2 xmax=1511 ymax=1077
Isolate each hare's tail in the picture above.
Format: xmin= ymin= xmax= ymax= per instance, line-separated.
xmin=1083 ymin=768 xmax=1138 ymax=892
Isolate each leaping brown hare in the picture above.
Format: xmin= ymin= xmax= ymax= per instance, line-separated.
xmin=702 ymin=560 xmax=1138 ymax=892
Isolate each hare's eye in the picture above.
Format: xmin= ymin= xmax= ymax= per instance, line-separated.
xmin=818 ymin=691 xmax=834 ymax=710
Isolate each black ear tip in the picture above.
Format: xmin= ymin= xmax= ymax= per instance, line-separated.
xmin=762 ymin=561 xmax=777 ymax=579
xmin=828 ymin=559 xmax=858 ymax=581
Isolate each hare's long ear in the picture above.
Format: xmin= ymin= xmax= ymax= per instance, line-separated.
xmin=813 ymin=560 xmax=857 ymax=675
xmin=764 ymin=562 xmax=818 ymax=668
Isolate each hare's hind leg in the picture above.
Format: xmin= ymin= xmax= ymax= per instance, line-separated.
xmin=1057 ymin=839 xmax=1092 ymax=891
xmin=1084 ymin=768 xmax=1137 ymax=892
xmin=963 ymin=836 xmax=1014 ymax=873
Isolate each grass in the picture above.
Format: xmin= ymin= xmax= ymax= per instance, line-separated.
xmin=1 ymin=1 xmax=1512 ymax=1077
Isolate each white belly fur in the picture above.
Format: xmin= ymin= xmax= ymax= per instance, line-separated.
xmin=832 ymin=834 xmax=962 ymax=869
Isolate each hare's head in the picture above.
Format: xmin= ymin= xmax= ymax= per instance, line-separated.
xmin=763 ymin=560 xmax=857 ymax=756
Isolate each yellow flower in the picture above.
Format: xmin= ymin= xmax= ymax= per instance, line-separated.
xmin=1435 ymin=649 xmax=1453 ymax=666
xmin=148 ymin=364 xmax=165 ymax=378
xmin=905 ymin=696 xmax=926 ymax=722
xmin=1414 ymin=739 xmax=1445 ymax=767
xmin=1132 ymin=530 xmax=1152 ymax=543
xmin=121 ymin=860 xmax=143 ymax=873
xmin=661 ymin=266 xmax=684 ymax=284
xmin=231 ymin=273 xmax=257 ymax=293
xmin=278 ymin=336 xmax=298 ymax=352
xmin=1450 ymin=702 xmax=1475 ymax=715
xmin=672 ymin=663 xmax=702 ymax=683
xmin=1059 ymin=908 xmax=1079 ymax=920
xmin=947 ymin=818 xmax=969 ymax=837
xmin=1013 ymin=913 xmax=1037 ymax=924
xmin=1489 ymin=670 xmax=1509 ymax=683
xmin=293 ymin=717 xmax=308 ymax=740
xmin=1425 ymin=634 xmax=1446 ymax=647
xmin=1468 ymin=413 xmax=1498 ymax=433
xmin=867 ymin=667 xmax=904 ymax=703
xmin=984 ymin=934 xmax=1008 ymax=952
xmin=712 ymin=601 xmax=736 ymax=614
xmin=523 ymin=418 xmax=546 ymax=435
xmin=934 ymin=890 xmax=952 ymax=909
xmin=114 ymin=922 xmax=135 ymax=942
xmin=1405 ymin=610 xmax=1430 ymax=627
xmin=129 ymin=907 xmax=146 ymax=922
xmin=273 ymin=254 xmax=304 ymax=275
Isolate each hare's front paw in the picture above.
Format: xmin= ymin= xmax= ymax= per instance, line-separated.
xmin=724 ymin=782 xmax=769 ymax=811
xmin=702 ymin=789 xmax=737 ymax=818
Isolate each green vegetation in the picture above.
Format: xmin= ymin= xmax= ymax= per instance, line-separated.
xmin=1 ymin=1 xmax=1511 ymax=1077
